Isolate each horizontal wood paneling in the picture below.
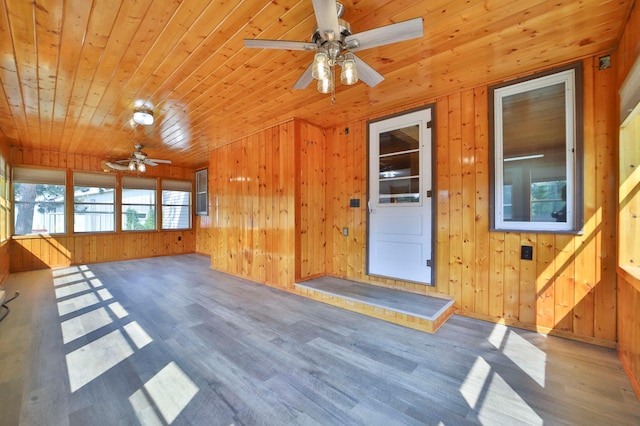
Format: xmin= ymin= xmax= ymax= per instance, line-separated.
xmin=7 ymin=148 xmax=196 ymax=272
xmin=324 ymin=56 xmax=618 ymax=346
xmin=209 ymin=121 xmax=296 ymax=289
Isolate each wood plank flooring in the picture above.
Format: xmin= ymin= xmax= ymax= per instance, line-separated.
xmin=1 ymin=254 xmax=639 ymax=425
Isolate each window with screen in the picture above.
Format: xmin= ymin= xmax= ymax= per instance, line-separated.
xmin=13 ymin=167 xmax=66 ymax=235
xmin=73 ymin=172 xmax=116 ymax=233
xmin=122 ymin=176 xmax=156 ymax=231
xmin=162 ymin=179 xmax=192 ymax=230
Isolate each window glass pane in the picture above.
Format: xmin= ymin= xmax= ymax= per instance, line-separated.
xmin=162 ymin=189 xmax=191 ymax=230
xmin=14 ymin=183 xmax=66 ymax=235
xmin=74 ymin=186 xmax=115 ymax=233
xmin=122 ymin=188 xmax=155 ymax=231
xmin=195 ymin=169 xmax=208 ymax=216
xmin=379 ymin=126 xmax=419 ymax=155
xmin=378 ymin=124 xmax=420 ymax=204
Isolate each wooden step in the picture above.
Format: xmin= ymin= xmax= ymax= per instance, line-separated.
xmin=294 ymin=277 xmax=454 ymax=333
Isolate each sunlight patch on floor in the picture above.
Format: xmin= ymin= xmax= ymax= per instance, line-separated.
xmin=503 ymin=330 xmax=546 ymax=386
xmin=55 ymin=281 xmax=92 ymax=299
xmin=124 ymin=321 xmax=153 ymax=349
xmin=60 ymin=307 xmax=113 ymax=344
xmin=57 ymin=292 xmax=100 ymax=316
xmin=461 ymin=356 xmax=542 ymax=425
xmin=129 ymin=361 xmax=199 ymax=425
xmin=66 ymin=329 xmax=134 ymax=392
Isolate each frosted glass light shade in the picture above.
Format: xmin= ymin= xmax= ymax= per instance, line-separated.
xmin=137 ymin=162 xmax=146 ymax=173
xmin=128 ymin=161 xmax=136 ymax=171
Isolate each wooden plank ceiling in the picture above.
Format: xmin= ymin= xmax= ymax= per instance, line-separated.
xmin=0 ymin=0 xmax=632 ymax=169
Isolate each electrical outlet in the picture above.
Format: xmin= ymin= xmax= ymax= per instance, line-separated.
xmin=350 ymin=199 xmax=360 ymax=208
xmin=521 ymin=245 xmax=533 ymax=260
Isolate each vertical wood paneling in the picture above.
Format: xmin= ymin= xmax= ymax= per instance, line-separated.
xmin=616 ymin=2 xmax=640 ymax=398
xmin=323 ymin=56 xmax=618 ymax=346
xmin=296 ymin=120 xmax=326 ymax=281
xmin=448 ymin=94 xmax=464 ymax=305
xmin=8 ymin=147 xmax=195 ymax=272
xmin=209 ymin=121 xmax=297 ymax=289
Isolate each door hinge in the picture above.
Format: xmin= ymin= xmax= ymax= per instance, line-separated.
xmin=426 ymin=190 xmax=432 ymax=197
xmin=426 ymin=259 xmax=432 ymax=267
xmin=426 ymin=120 xmax=433 ymax=129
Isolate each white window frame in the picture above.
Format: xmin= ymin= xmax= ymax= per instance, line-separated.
xmin=121 ymin=176 xmax=157 ymax=232
xmin=195 ymin=169 xmax=208 ymax=216
xmin=73 ymin=172 xmax=116 ymax=233
xmin=161 ymin=179 xmax=192 ymax=230
xmin=491 ymin=65 xmax=583 ymax=233
xmin=12 ymin=167 xmax=67 ymax=235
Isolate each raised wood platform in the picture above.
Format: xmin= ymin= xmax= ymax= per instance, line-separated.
xmin=295 ymin=277 xmax=454 ymax=333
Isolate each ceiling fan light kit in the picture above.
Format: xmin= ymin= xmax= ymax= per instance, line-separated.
xmin=104 ymin=143 xmax=171 ymax=173
xmin=133 ymin=108 xmax=154 ymax=126
xmin=243 ymin=0 xmax=424 ymax=103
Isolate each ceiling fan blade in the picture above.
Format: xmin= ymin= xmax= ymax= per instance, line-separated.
xmin=352 ymin=55 xmax=385 ymax=87
xmin=312 ymin=0 xmax=340 ymax=40
xmin=243 ymin=39 xmax=316 ymax=51
xmin=115 ymin=159 xmax=132 ymax=164
xmin=145 ymin=158 xmax=172 ymax=164
xmin=293 ymin=64 xmax=314 ymax=90
xmin=105 ymin=161 xmax=131 ymax=171
xmin=345 ymin=17 xmax=424 ymax=52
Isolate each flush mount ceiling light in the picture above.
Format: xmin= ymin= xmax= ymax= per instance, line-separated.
xmin=244 ymin=0 xmax=423 ymax=104
xmin=133 ymin=107 xmax=154 ymax=126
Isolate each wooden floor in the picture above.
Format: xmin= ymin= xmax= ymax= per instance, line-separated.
xmin=1 ymin=254 xmax=639 ymax=425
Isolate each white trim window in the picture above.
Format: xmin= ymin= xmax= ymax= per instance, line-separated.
xmin=162 ymin=179 xmax=192 ymax=230
xmin=195 ymin=169 xmax=208 ymax=216
xmin=491 ymin=64 xmax=583 ymax=233
xmin=13 ymin=167 xmax=66 ymax=235
xmin=73 ymin=172 xmax=116 ymax=233
xmin=122 ymin=176 xmax=156 ymax=231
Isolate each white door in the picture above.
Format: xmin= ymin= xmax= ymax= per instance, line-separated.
xmin=368 ymin=108 xmax=433 ymax=284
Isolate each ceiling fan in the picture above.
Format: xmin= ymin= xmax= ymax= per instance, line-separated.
xmin=104 ymin=144 xmax=172 ymax=173
xmin=243 ymin=0 xmax=424 ymax=102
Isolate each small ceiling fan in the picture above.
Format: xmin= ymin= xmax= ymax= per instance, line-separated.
xmin=243 ymin=0 xmax=423 ymax=101
xmin=104 ymin=143 xmax=171 ymax=173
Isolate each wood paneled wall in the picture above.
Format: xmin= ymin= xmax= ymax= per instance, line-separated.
xmin=8 ymin=147 xmax=196 ymax=272
xmin=0 ymin=138 xmax=9 ymax=284
xmin=324 ymin=56 xmax=618 ymax=346
xmin=209 ymin=121 xmax=297 ymax=289
xmin=616 ymin=0 xmax=640 ymax=399
xmin=295 ymin=121 xmax=326 ymax=281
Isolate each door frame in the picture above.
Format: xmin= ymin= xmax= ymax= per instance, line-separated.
xmin=366 ymin=104 xmax=437 ymax=285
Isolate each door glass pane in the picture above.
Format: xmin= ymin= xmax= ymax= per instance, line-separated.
xmin=378 ymin=125 xmax=420 ymax=204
